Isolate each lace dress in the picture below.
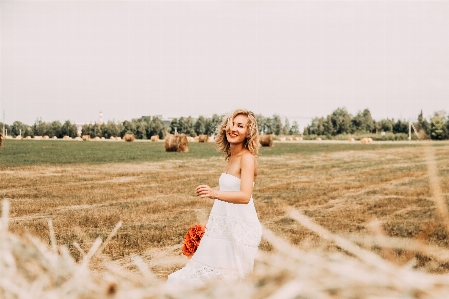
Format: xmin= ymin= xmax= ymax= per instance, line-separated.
xmin=166 ymin=173 xmax=262 ymax=285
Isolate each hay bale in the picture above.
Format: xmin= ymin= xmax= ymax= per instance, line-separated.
xmin=25 ymin=136 xmax=32 ymax=140
xmin=115 ymin=136 xmax=122 ymax=141
xmin=15 ymin=136 xmax=23 ymax=140
xmin=294 ymin=137 xmax=303 ymax=141
xmin=186 ymin=136 xmax=195 ymax=142
xmin=52 ymin=136 xmax=57 ymax=139
xmin=360 ymin=138 xmax=368 ymax=144
xmin=316 ymin=137 xmax=322 ymax=141
xmin=124 ymin=134 xmax=135 ymax=142
xmin=82 ymin=135 xmax=91 ymax=141
xmin=259 ymin=135 xmax=274 ymax=147
xmin=198 ymin=134 xmax=209 ymax=143
xmin=194 ymin=136 xmax=199 ymax=142
xmin=349 ymin=137 xmax=355 ymax=142
xmin=150 ymin=135 xmax=160 ymax=142
xmin=208 ymin=136 xmax=215 ymax=142
xmin=164 ymin=134 xmax=189 ymax=152
xmin=92 ymin=136 xmax=100 ymax=141
xmin=75 ymin=137 xmax=83 ymax=141
xmin=110 ymin=136 xmax=115 ymax=140
xmin=34 ymin=136 xmax=42 ymax=140
xmin=286 ymin=137 xmax=293 ymax=141
xmin=367 ymin=137 xmax=373 ymax=144
xmin=62 ymin=136 xmax=71 ymax=140
xmin=43 ymin=135 xmax=49 ymax=140
xmin=279 ymin=137 xmax=286 ymax=142
xmin=100 ymin=137 xmax=105 ymax=140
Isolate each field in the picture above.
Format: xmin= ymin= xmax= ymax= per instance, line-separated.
xmin=1 ymin=139 xmax=449 ymax=280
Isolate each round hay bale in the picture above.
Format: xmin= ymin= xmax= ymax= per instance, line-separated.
xmin=367 ymin=138 xmax=373 ymax=144
xmin=82 ymin=135 xmax=91 ymax=141
xmin=34 ymin=136 xmax=42 ymax=140
xmin=349 ymin=137 xmax=355 ymax=142
xmin=198 ymin=134 xmax=209 ymax=143
xmin=100 ymin=137 xmax=105 ymax=140
xmin=186 ymin=136 xmax=195 ymax=142
xmin=15 ymin=136 xmax=23 ymax=140
xmin=75 ymin=137 xmax=83 ymax=141
xmin=279 ymin=137 xmax=286 ymax=142
xmin=150 ymin=135 xmax=160 ymax=142
xmin=164 ymin=134 xmax=189 ymax=152
xmin=259 ymin=135 xmax=273 ymax=147
xmin=92 ymin=136 xmax=101 ymax=141
xmin=124 ymin=134 xmax=135 ymax=142
xmin=294 ymin=137 xmax=303 ymax=141
xmin=52 ymin=136 xmax=57 ymax=139
xmin=43 ymin=135 xmax=49 ymax=140
xmin=115 ymin=136 xmax=122 ymax=141
xmin=62 ymin=136 xmax=71 ymax=140
xmin=25 ymin=136 xmax=32 ymax=140
xmin=286 ymin=137 xmax=293 ymax=141
xmin=110 ymin=136 xmax=115 ymax=140
xmin=316 ymin=137 xmax=322 ymax=141
xmin=208 ymin=136 xmax=215 ymax=142
xmin=360 ymin=138 xmax=368 ymax=144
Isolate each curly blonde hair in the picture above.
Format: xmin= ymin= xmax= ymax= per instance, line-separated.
xmin=215 ymin=109 xmax=259 ymax=160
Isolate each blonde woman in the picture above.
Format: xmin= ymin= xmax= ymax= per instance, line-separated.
xmin=167 ymin=108 xmax=262 ymax=285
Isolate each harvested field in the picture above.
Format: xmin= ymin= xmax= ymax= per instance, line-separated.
xmin=1 ymin=140 xmax=449 ymax=286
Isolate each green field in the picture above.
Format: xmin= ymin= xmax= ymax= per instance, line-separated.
xmin=0 ymin=139 xmax=424 ymax=168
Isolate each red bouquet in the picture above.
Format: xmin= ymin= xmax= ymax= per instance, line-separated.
xmin=182 ymin=224 xmax=205 ymax=258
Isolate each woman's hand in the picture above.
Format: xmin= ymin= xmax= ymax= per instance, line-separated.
xmin=196 ymin=185 xmax=216 ymax=199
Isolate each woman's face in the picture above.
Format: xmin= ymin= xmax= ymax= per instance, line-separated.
xmin=226 ymin=114 xmax=249 ymax=144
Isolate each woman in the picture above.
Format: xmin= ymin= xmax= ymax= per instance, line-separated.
xmin=166 ymin=108 xmax=262 ymax=285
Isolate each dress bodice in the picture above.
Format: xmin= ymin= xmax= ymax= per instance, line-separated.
xmin=219 ymin=173 xmax=254 ymax=192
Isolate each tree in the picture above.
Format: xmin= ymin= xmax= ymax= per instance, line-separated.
xmin=178 ymin=116 xmax=196 ymax=136
xmin=393 ymin=119 xmax=408 ymax=134
xmin=61 ymin=120 xmax=78 ymax=138
xmin=323 ymin=115 xmax=334 ymax=136
xmin=303 ymin=127 xmax=309 ymax=135
xmin=289 ymin=121 xmax=299 ymax=135
xmin=255 ymin=114 xmax=266 ymax=135
xmin=170 ymin=118 xmax=179 ymax=134
xmin=135 ymin=121 xmax=147 ymax=139
xmin=272 ymin=114 xmax=283 ymax=135
xmin=50 ymin=121 xmax=63 ymax=138
xmin=352 ymin=109 xmax=374 ymax=133
xmin=330 ymin=107 xmax=352 ymax=135
xmin=416 ymin=110 xmax=430 ymax=138
xmin=378 ymin=118 xmax=394 ymax=133
xmin=194 ymin=116 xmax=207 ymax=135
xmin=11 ymin=121 xmax=30 ymax=137
xmin=33 ymin=118 xmax=49 ymax=136
xmin=102 ymin=121 xmax=120 ymax=138
xmin=430 ymin=111 xmax=447 ymax=140
xmin=282 ymin=118 xmax=290 ymax=135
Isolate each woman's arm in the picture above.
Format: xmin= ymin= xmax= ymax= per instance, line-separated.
xmin=196 ymin=154 xmax=255 ymax=204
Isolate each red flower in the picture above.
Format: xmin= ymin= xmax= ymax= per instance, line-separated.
xmin=181 ymin=224 xmax=205 ymax=258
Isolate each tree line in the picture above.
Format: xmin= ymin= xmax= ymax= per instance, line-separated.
xmin=305 ymin=108 xmax=449 ymax=140
xmin=1 ymin=108 xmax=448 ymax=140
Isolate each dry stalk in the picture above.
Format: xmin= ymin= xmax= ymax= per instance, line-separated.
xmin=347 ymin=234 xmax=449 ymax=264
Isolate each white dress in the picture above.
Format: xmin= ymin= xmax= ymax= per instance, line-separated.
xmin=166 ymin=173 xmax=262 ymax=285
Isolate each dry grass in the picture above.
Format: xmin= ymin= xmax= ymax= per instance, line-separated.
xmin=1 ymin=143 xmax=449 ymax=284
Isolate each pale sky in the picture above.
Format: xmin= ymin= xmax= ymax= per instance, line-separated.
xmin=1 ymin=0 xmax=448 ymax=130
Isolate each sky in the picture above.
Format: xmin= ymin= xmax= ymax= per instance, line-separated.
xmin=1 ymin=0 xmax=448 ymax=130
